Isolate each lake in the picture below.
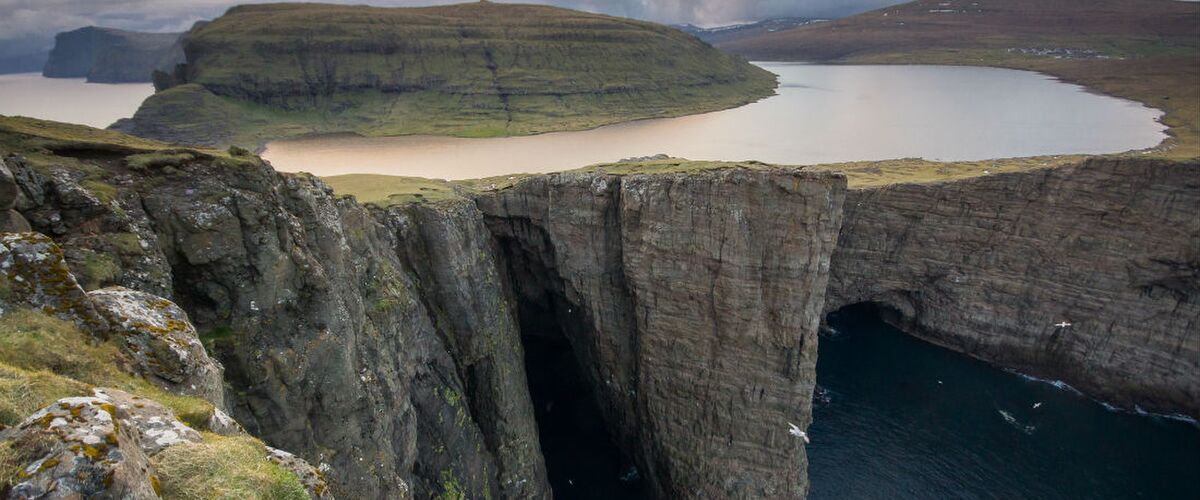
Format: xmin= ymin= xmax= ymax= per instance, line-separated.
xmin=811 ymin=305 xmax=1198 ymax=499
xmin=0 ymin=73 xmax=154 ymax=129
xmin=259 ymin=63 xmax=1167 ymax=179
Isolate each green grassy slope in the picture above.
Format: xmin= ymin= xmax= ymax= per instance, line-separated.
xmin=115 ymin=2 xmax=777 ymax=148
xmin=717 ymin=0 xmax=1200 ymax=158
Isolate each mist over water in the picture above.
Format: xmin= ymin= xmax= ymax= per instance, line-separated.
xmin=261 ymin=63 xmax=1167 ymax=179
xmin=810 ymin=305 xmax=1200 ymax=500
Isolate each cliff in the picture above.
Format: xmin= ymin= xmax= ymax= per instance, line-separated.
xmin=112 ymin=2 xmax=777 ymax=148
xmin=43 ymin=27 xmax=184 ymax=84
xmin=826 ymin=158 xmax=1200 ymax=417
xmin=0 ymin=117 xmax=842 ymax=497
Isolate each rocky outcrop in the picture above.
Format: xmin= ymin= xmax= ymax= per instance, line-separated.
xmin=476 ymin=169 xmax=847 ymax=498
xmin=43 ymin=27 xmax=184 ymax=84
xmin=89 ymin=287 xmax=226 ymax=407
xmin=0 ymin=232 xmax=108 ymax=330
xmin=0 ymin=159 xmax=30 ymax=233
xmin=1 ymin=396 xmax=160 ymax=499
xmin=825 ymin=158 xmax=1200 ymax=417
xmin=7 ymin=156 xmax=543 ymax=498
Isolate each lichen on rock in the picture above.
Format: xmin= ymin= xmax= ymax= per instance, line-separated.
xmin=0 ymin=396 xmax=159 ymax=499
xmin=88 ymin=287 xmax=225 ymax=407
xmin=0 ymin=232 xmax=108 ymax=332
xmin=266 ymin=446 xmax=335 ymax=500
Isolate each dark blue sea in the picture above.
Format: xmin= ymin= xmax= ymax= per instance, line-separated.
xmin=809 ymin=305 xmax=1200 ymax=499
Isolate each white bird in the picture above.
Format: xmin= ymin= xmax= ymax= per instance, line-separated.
xmin=1033 ymin=402 xmax=1043 ymax=409
xmin=1055 ymin=321 xmax=1072 ymax=328
xmin=788 ymin=422 xmax=810 ymax=444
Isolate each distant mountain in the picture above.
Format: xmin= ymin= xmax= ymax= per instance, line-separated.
xmin=43 ymin=27 xmax=185 ymax=83
xmin=674 ymin=18 xmax=829 ymax=45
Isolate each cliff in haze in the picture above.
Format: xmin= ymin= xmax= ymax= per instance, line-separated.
xmin=43 ymin=27 xmax=185 ymax=83
xmin=111 ymin=2 xmax=777 ymax=148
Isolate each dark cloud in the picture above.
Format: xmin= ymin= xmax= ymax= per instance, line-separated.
xmin=0 ymin=0 xmax=901 ymax=57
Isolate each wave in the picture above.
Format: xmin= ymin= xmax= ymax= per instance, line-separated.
xmin=1004 ymin=369 xmax=1198 ymax=426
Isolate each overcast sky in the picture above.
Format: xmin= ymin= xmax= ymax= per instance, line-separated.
xmin=0 ymin=0 xmax=900 ymax=56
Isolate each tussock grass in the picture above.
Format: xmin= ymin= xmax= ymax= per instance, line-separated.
xmin=0 ymin=309 xmax=213 ymax=427
xmin=152 ymin=434 xmax=308 ymax=500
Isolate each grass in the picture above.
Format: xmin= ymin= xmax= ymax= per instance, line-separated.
xmin=0 ymin=309 xmax=214 ymax=428
xmin=152 ymin=434 xmax=308 ymax=500
xmin=117 ymin=2 xmax=777 ymax=148
xmin=718 ymin=0 xmax=1200 ymax=159
xmin=322 ymin=174 xmax=462 ymax=207
xmin=0 ymin=309 xmax=307 ymax=496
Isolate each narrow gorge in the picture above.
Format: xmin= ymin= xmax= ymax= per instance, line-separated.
xmin=0 ymin=120 xmax=1196 ymax=497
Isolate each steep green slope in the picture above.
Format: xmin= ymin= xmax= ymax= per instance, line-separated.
xmin=114 ymin=2 xmax=777 ymax=148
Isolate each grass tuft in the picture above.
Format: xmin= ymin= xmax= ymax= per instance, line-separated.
xmin=152 ymin=434 xmax=308 ymax=500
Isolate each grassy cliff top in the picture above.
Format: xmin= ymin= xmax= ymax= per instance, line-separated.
xmin=116 ymin=2 xmax=776 ymax=148
xmin=717 ymin=0 xmax=1200 ymax=158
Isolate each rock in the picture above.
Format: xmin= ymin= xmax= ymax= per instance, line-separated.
xmin=88 ymin=287 xmax=225 ymax=407
xmin=93 ymin=388 xmax=204 ymax=456
xmin=825 ymin=158 xmax=1200 ymax=417
xmin=0 ymin=232 xmax=108 ymax=331
xmin=0 ymin=158 xmax=18 ymax=210
xmin=475 ymin=168 xmax=847 ymax=498
xmin=0 ymin=396 xmax=159 ymax=499
xmin=266 ymin=446 xmax=335 ymax=499
xmin=205 ymin=407 xmax=246 ymax=436
xmin=391 ymin=199 xmax=550 ymax=499
xmin=0 ymin=210 xmax=30 ymax=232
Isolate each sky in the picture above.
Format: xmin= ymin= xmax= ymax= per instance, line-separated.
xmin=0 ymin=0 xmax=901 ymax=58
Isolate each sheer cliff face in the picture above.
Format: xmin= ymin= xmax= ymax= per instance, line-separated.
xmin=43 ymin=27 xmax=184 ymax=83
xmin=826 ymin=158 xmax=1200 ymax=417
xmin=476 ymin=170 xmax=847 ymax=498
xmin=8 ymin=151 xmax=845 ymax=498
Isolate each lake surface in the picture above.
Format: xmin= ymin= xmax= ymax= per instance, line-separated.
xmin=0 ymin=73 xmax=154 ymax=129
xmin=261 ymin=63 xmax=1166 ymax=179
xmin=811 ymin=305 xmax=1199 ymax=500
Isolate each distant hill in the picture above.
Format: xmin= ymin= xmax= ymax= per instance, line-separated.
xmin=113 ymin=2 xmax=777 ymax=148
xmin=675 ymin=18 xmax=829 ymax=45
xmin=714 ymin=0 xmax=1200 ymax=158
xmin=43 ymin=27 xmax=185 ymax=83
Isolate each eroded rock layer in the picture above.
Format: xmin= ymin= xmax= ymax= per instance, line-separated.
xmin=476 ymin=169 xmax=846 ymax=497
xmin=826 ymin=158 xmax=1200 ymax=417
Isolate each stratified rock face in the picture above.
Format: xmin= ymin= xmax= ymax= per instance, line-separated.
xmin=476 ymin=169 xmax=847 ymax=498
xmin=114 ymin=2 xmax=776 ymax=147
xmin=89 ymin=287 xmax=226 ymax=407
xmin=43 ymin=27 xmax=184 ymax=83
xmin=826 ymin=158 xmax=1200 ymax=417
xmin=1 ymin=396 xmax=159 ymax=499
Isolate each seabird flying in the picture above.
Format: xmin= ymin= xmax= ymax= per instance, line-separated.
xmin=788 ymin=422 xmax=810 ymax=444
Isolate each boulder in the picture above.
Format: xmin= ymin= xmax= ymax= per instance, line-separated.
xmin=88 ymin=287 xmax=225 ymax=407
xmin=93 ymin=388 xmax=203 ymax=456
xmin=0 ymin=232 xmax=108 ymax=331
xmin=0 ymin=397 xmax=159 ymax=499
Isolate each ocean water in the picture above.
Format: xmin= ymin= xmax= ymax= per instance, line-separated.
xmin=809 ymin=305 xmax=1199 ymax=499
